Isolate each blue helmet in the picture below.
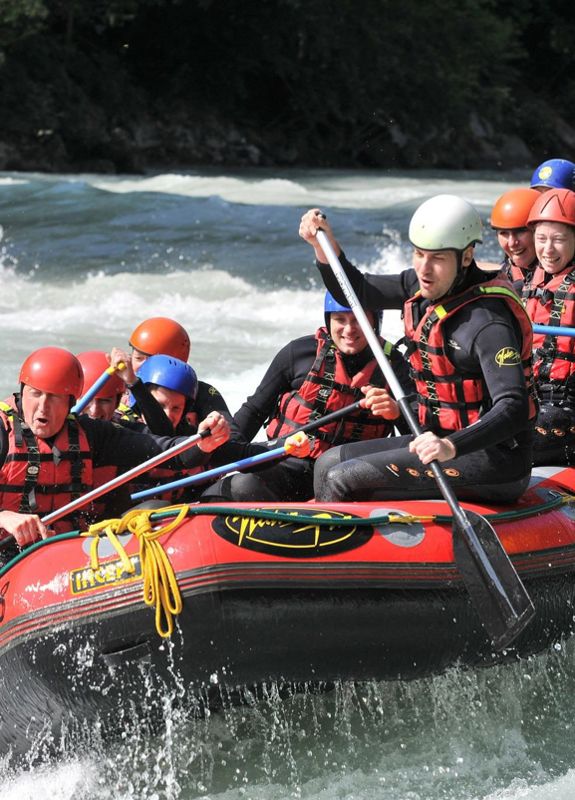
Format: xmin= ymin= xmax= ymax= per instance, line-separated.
xmin=136 ymin=354 xmax=198 ymax=402
xmin=323 ymin=291 xmax=382 ymax=334
xmin=530 ymin=159 xmax=575 ymax=191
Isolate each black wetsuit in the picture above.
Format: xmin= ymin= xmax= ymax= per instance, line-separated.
xmin=313 ymin=254 xmax=535 ymax=503
xmin=202 ymin=333 xmax=413 ymax=503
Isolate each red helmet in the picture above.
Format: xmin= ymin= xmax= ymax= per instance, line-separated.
xmin=527 ymin=188 xmax=575 ymax=228
xmin=129 ymin=317 xmax=191 ymax=361
xmin=490 ymin=188 xmax=540 ymax=230
xmin=77 ymin=351 xmax=124 ymax=399
xmin=19 ymin=347 xmax=84 ymax=398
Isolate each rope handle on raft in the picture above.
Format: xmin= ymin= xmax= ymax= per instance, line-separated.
xmin=82 ymin=504 xmax=190 ymax=638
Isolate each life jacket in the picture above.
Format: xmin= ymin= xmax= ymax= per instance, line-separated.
xmin=0 ymin=396 xmax=94 ymax=534
xmin=522 ymin=262 xmax=575 ymax=403
xmin=121 ymin=407 xmax=204 ymax=503
xmin=501 ymin=256 xmax=537 ymax=286
xmin=403 ymin=278 xmax=537 ymax=433
xmin=266 ymin=328 xmax=397 ymax=459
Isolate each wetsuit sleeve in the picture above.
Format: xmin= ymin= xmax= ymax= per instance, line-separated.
xmin=128 ymin=378 xmax=174 ymax=435
xmin=316 ymin=251 xmax=417 ymax=310
xmin=192 ymin=381 xmax=269 ymax=467
xmin=194 ymin=381 xmax=232 ymax=418
xmin=446 ymin=310 xmax=531 ymax=457
xmin=82 ymin=417 xmax=211 ymax=471
xmin=233 ymin=339 xmax=308 ymax=440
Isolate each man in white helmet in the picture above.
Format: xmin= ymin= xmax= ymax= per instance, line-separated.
xmin=299 ymin=196 xmax=537 ymax=503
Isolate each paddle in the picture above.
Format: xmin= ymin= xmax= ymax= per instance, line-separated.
xmin=315 ymin=227 xmax=535 ymax=650
xmin=130 ymin=436 xmax=305 ymax=501
xmin=71 ymin=361 xmax=126 ymax=415
xmin=267 ymin=399 xmax=362 ymax=446
xmin=41 ymin=429 xmax=211 ymax=526
xmin=533 ymin=323 xmax=575 ymax=337
xmin=131 ymin=400 xmax=365 ymax=501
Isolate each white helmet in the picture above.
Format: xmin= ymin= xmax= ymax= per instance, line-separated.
xmin=408 ymin=194 xmax=483 ymax=251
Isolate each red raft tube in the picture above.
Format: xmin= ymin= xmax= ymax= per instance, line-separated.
xmin=0 ymin=465 xmax=574 ymax=765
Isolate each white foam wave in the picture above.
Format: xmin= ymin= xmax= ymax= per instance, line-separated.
xmin=481 ymin=771 xmax=575 ymax=799
xmin=89 ymin=170 xmax=527 ymax=211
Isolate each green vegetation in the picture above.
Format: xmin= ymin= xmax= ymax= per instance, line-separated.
xmin=0 ymin=0 xmax=572 ymax=172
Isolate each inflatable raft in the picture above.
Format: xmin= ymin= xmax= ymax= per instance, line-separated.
xmin=1 ymin=464 xmax=574 ymax=765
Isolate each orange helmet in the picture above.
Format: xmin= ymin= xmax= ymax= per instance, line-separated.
xmin=527 ymin=188 xmax=575 ymax=228
xmin=490 ymin=188 xmax=540 ymax=230
xmin=129 ymin=317 xmax=191 ymax=361
xmin=77 ymin=351 xmax=124 ymax=399
xmin=19 ymin=347 xmax=84 ymax=398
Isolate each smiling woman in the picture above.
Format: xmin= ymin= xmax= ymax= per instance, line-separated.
xmin=490 ymin=187 xmax=540 ymax=282
xmin=522 ymin=188 xmax=575 ymax=466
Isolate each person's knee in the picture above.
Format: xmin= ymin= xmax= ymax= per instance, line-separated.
xmin=200 ymin=475 xmax=235 ymax=502
xmin=202 ymin=473 xmax=278 ymax=502
xmin=313 ymin=448 xmax=341 ymax=488
xmin=315 ymin=462 xmax=352 ymax=502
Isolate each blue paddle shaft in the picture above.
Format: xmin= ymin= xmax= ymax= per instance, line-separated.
xmin=72 ymin=368 xmax=118 ymax=414
xmin=533 ymin=323 xmax=575 ymax=338
xmin=130 ymin=445 xmax=287 ymax=501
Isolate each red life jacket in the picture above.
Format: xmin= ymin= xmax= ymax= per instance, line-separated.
xmin=122 ymin=409 xmax=204 ymax=503
xmin=501 ymin=256 xmax=537 ymax=285
xmin=266 ymin=328 xmax=397 ymax=459
xmin=0 ymin=396 xmax=93 ymax=533
xmin=522 ymin=263 xmax=575 ymax=401
xmin=403 ymin=278 xmax=537 ymax=433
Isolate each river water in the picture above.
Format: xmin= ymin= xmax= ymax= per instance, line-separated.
xmin=1 ymin=167 xmax=574 ymax=800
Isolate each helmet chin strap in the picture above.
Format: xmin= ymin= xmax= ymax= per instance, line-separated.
xmin=447 ymin=248 xmax=470 ymax=295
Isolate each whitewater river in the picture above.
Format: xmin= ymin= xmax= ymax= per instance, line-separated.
xmin=1 ymin=167 xmax=574 ymax=800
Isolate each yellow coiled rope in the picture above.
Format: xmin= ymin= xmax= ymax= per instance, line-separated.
xmin=82 ymin=504 xmax=190 ymax=638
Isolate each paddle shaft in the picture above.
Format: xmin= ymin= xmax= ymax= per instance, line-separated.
xmin=267 ymin=400 xmax=362 ymax=446
xmin=41 ymin=429 xmax=210 ymax=526
xmin=130 ymin=444 xmax=289 ymax=500
xmin=316 ymin=229 xmax=533 ymax=636
xmin=533 ymin=323 xmax=575 ymax=338
xmin=71 ymin=362 xmax=125 ymax=415
xmin=132 ymin=400 xmax=364 ymax=500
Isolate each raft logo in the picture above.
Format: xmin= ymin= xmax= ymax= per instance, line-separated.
xmin=211 ymin=508 xmax=372 ymax=557
xmin=70 ymin=555 xmax=142 ymax=594
xmin=495 ymin=347 xmax=521 ymax=366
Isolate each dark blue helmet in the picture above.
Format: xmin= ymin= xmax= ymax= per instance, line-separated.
xmin=136 ymin=354 xmax=198 ymax=402
xmin=323 ymin=291 xmax=382 ymax=334
xmin=530 ymin=159 xmax=575 ymax=191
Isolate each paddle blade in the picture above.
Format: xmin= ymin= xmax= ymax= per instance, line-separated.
xmin=452 ymin=510 xmax=535 ymax=651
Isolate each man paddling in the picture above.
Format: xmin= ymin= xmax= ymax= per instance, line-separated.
xmin=0 ymin=347 xmax=230 ymax=546
xmin=299 ymin=195 xmax=537 ymax=503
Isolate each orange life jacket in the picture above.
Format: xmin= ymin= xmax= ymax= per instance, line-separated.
xmin=0 ymin=396 xmax=93 ymax=533
xmin=266 ymin=327 xmax=396 ymax=459
xmin=403 ymin=278 xmax=537 ymax=432
xmin=522 ymin=263 xmax=575 ymax=401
